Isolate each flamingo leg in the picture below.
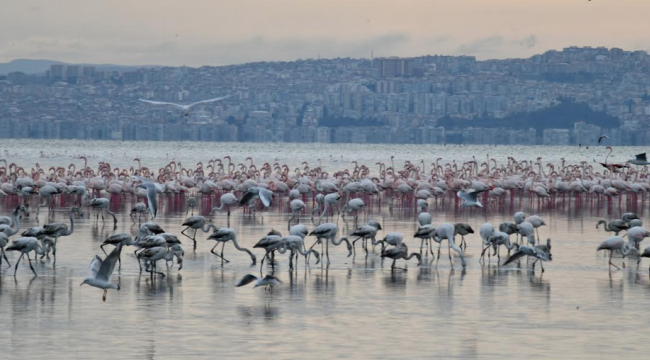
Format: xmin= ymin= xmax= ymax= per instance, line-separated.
xmin=13 ymin=253 xmax=24 ymax=276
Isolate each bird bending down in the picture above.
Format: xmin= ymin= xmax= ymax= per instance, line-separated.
xmin=502 ymin=240 xmax=552 ymax=273
xmin=207 ymin=228 xmax=257 ymax=265
xmin=308 ymin=223 xmax=352 ymax=265
xmin=381 ymin=242 xmax=422 ymax=271
xmin=457 ymin=189 xmax=489 ymax=208
xmin=236 ymin=274 xmax=281 ymax=291
xmin=81 ymin=244 xmax=123 ymax=301
xmin=597 ymin=236 xmax=638 ymax=271
xmin=596 ymin=220 xmax=629 ymax=236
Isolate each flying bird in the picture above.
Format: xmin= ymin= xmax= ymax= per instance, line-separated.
xmin=457 ymin=189 xmax=489 ymax=208
xmin=80 ymin=244 xmax=123 ymax=301
xmin=236 ymin=274 xmax=281 ymax=291
xmin=139 ymin=95 xmax=230 ymax=116
xmin=598 ymin=135 xmax=609 ymax=143
xmin=239 ymin=187 xmax=274 ymax=209
xmin=627 ymin=153 xmax=650 ymax=166
xmin=132 ymin=176 xmax=158 ymax=218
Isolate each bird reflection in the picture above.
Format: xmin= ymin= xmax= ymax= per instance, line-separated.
xmin=237 ymin=302 xmax=280 ymax=321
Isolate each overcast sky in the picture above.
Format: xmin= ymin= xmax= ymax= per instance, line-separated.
xmin=1 ymin=0 xmax=649 ymax=66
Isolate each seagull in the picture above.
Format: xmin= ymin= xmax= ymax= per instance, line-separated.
xmin=457 ymin=189 xmax=489 ymax=208
xmin=236 ymin=274 xmax=281 ymax=291
xmin=598 ymin=135 xmax=610 ymax=144
xmin=239 ymin=187 xmax=274 ymax=210
xmin=132 ymin=176 xmax=158 ymax=218
xmin=627 ymin=153 xmax=650 ymax=166
xmin=81 ymin=244 xmax=123 ymax=301
xmin=139 ymin=95 xmax=230 ymax=116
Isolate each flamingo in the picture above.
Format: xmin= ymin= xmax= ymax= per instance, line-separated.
xmin=381 ymin=242 xmax=422 ymax=271
xmin=596 ymin=220 xmax=629 ymax=236
xmin=6 ymin=237 xmax=44 ymax=276
xmin=308 ymin=223 xmax=352 ymax=265
xmin=210 ymin=192 xmax=239 ymax=217
xmin=596 ymin=236 xmax=638 ymax=271
xmin=206 ymin=228 xmax=257 ymax=265
xmin=40 ymin=207 xmax=83 ymax=264
xmin=181 ymin=216 xmax=218 ymax=250
xmin=502 ymin=240 xmax=552 ymax=272
xmin=89 ymin=198 xmax=117 ymax=226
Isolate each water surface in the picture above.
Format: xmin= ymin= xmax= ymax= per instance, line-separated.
xmin=0 ymin=140 xmax=647 ymax=359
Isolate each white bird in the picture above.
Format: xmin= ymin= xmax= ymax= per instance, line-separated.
xmin=418 ymin=212 xmax=432 ymax=226
xmin=236 ymin=274 xmax=281 ymax=291
xmin=319 ymin=193 xmax=342 ymax=224
xmin=457 ymin=189 xmax=489 ymax=208
xmin=132 ymin=176 xmax=158 ymax=218
xmin=342 ymin=198 xmax=365 ymax=223
xmin=525 ymin=215 xmax=546 ymax=239
xmin=139 ymin=95 xmax=230 ymax=116
xmin=434 ymin=223 xmax=467 ymax=269
xmin=597 ymin=236 xmax=639 ymax=271
xmin=517 ymin=221 xmax=536 ymax=246
xmin=288 ymin=199 xmax=306 ymax=228
xmin=81 ymin=244 xmax=123 ymax=301
xmin=627 ymin=153 xmax=650 ymax=166
xmin=239 ymin=186 xmax=274 ymax=212
xmin=626 ymin=227 xmax=650 ymax=250
xmin=210 ymin=193 xmax=239 ymax=217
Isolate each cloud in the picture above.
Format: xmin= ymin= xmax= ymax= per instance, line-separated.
xmin=456 ymin=36 xmax=504 ymax=56
xmin=513 ymin=35 xmax=537 ymax=49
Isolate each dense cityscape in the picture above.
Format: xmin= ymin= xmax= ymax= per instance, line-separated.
xmin=1 ymin=46 xmax=650 ymax=145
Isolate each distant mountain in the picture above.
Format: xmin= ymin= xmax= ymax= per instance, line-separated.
xmin=0 ymin=59 xmax=160 ymax=75
xmin=0 ymin=59 xmax=67 ymax=75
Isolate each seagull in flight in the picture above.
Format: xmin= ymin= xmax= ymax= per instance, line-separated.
xmin=139 ymin=95 xmax=230 ymax=116
xmin=80 ymin=244 xmax=123 ymax=301
xmin=627 ymin=153 xmax=650 ymax=166
xmin=457 ymin=189 xmax=489 ymax=208
xmin=598 ymin=135 xmax=609 ymax=144
xmin=239 ymin=187 xmax=274 ymax=208
xmin=236 ymin=274 xmax=281 ymax=291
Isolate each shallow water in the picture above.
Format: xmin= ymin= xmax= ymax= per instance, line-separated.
xmin=0 ymin=140 xmax=648 ymax=359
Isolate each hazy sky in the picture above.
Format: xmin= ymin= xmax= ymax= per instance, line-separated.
xmin=1 ymin=0 xmax=649 ymax=66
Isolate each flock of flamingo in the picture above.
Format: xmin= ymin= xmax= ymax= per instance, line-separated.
xmin=0 ymin=150 xmax=650 ymax=300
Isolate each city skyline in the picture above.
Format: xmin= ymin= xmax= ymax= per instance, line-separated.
xmin=1 ymin=0 xmax=650 ymax=66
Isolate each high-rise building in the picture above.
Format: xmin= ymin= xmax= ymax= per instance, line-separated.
xmin=375 ymin=57 xmax=413 ymax=78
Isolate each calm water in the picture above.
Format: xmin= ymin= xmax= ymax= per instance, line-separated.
xmin=0 ymin=140 xmax=648 ymax=359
